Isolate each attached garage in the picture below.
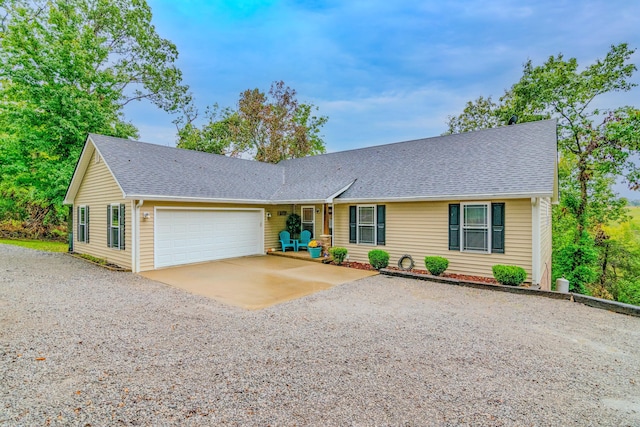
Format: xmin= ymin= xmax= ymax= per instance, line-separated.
xmin=154 ymin=208 xmax=264 ymax=268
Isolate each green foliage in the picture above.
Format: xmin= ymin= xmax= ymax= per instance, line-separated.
xmin=286 ymin=213 xmax=301 ymax=238
xmin=329 ymin=247 xmax=348 ymax=265
xmin=444 ymin=96 xmax=501 ymax=134
xmin=0 ymin=0 xmax=190 ymax=230
xmin=614 ymin=279 xmax=640 ymax=306
xmin=492 ymin=265 xmax=527 ymax=286
xmin=368 ymin=250 xmax=389 ymax=270
xmin=554 ymin=233 xmax=599 ymax=294
xmin=176 ymin=105 xmax=239 ymax=155
xmin=177 ymin=81 xmax=328 ymax=163
xmin=424 ymin=256 xmax=449 ymax=276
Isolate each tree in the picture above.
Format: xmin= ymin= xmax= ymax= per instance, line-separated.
xmin=0 ymin=0 xmax=190 ymax=233
xmin=177 ymin=81 xmax=327 ymax=163
xmin=446 ymin=43 xmax=640 ymax=298
xmin=444 ymin=96 xmax=500 ymax=134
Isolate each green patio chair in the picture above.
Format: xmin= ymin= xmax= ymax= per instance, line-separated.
xmin=297 ymin=230 xmax=312 ymax=251
xmin=279 ymin=230 xmax=297 ymax=252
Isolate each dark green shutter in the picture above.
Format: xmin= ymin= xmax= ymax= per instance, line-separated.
xmin=349 ymin=206 xmax=357 ymax=243
xmin=77 ymin=206 xmax=81 ymax=242
xmin=120 ymin=204 xmax=126 ymax=251
xmin=491 ymin=203 xmax=505 ymax=254
xmin=376 ymin=205 xmax=386 ymax=245
xmin=449 ymin=204 xmax=460 ymax=251
xmin=107 ymin=205 xmax=111 ymax=247
xmin=86 ymin=206 xmax=90 ymax=243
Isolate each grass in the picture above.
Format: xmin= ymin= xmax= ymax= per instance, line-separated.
xmin=627 ymin=206 xmax=640 ymax=227
xmin=0 ymin=238 xmax=68 ymax=252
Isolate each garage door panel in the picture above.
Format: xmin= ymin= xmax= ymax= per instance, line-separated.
xmin=155 ymin=209 xmax=263 ymax=268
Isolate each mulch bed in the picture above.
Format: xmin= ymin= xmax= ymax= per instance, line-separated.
xmin=329 ymin=261 xmax=498 ymax=284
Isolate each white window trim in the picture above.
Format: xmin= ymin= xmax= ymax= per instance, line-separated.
xmin=78 ymin=205 xmax=87 ymax=243
xmin=460 ymin=202 xmax=491 ymax=254
xmin=301 ymin=205 xmax=315 ymax=237
xmin=110 ymin=203 xmax=121 ymax=250
xmin=357 ymin=204 xmax=377 ymax=246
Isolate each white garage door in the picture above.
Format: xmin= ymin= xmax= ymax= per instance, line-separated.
xmin=155 ymin=209 xmax=263 ymax=268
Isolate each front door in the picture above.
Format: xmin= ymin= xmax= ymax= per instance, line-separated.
xmin=301 ymin=206 xmax=315 ymax=238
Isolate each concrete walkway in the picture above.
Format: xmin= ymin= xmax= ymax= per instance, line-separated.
xmin=139 ymin=255 xmax=377 ymax=309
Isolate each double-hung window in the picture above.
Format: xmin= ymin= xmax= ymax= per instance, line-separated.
xmin=357 ymin=205 xmax=376 ymax=245
xmin=77 ymin=206 xmax=89 ymax=243
xmin=462 ymin=203 xmax=489 ymax=252
xmin=107 ymin=204 xmax=125 ymax=250
xmin=449 ymin=202 xmax=504 ymax=253
xmin=349 ymin=205 xmax=386 ymax=245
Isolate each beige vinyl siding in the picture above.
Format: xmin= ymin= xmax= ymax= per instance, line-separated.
xmin=138 ymin=201 xmax=293 ymax=271
xmin=539 ymin=197 xmax=553 ymax=290
xmin=73 ymin=149 xmax=132 ymax=270
xmin=334 ymin=199 xmax=533 ymax=281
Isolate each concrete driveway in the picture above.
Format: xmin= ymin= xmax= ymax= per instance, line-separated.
xmin=139 ymin=255 xmax=377 ymax=309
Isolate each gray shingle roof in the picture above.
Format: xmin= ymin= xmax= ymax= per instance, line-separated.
xmin=81 ymin=119 xmax=557 ymax=203
xmin=89 ymin=134 xmax=284 ymax=201
xmin=279 ymin=119 xmax=558 ymax=201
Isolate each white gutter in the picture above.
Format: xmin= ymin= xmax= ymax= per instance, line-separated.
xmin=333 ymin=192 xmax=554 ymax=204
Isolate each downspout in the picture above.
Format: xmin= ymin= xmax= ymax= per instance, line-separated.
xmin=134 ymin=199 xmax=144 ymax=273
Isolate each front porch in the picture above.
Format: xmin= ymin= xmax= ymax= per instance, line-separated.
xmin=268 ymin=249 xmax=333 ymax=264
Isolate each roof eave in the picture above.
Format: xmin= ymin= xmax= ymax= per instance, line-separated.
xmin=63 ymin=135 xmax=127 ymax=205
xmin=124 ymin=195 xmax=276 ymax=205
xmin=333 ymin=191 xmax=555 ymax=204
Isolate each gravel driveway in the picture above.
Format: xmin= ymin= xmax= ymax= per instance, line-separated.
xmin=2 ymin=244 xmax=640 ymax=426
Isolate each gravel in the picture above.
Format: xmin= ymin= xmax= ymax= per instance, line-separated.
xmin=1 ymin=244 xmax=640 ymax=426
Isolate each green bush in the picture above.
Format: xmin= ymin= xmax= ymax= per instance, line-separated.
xmin=368 ymin=249 xmax=389 ymax=270
xmin=492 ymin=265 xmax=527 ymax=286
xmin=424 ymin=256 xmax=449 ymax=276
xmin=615 ymin=279 xmax=640 ymax=307
xmin=329 ymin=247 xmax=348 ymax=265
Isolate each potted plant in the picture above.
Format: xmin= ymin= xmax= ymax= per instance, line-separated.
xmin=286 ymin=213 xmax=301 ymax=239
xmin=308 ymin=240 xmax=322 ymax=258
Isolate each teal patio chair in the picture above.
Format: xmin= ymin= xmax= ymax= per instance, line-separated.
xmin=279 ymin=230 xmax=297 ymax=252
xmin=297 ymin=230 xmax=312 ymax=251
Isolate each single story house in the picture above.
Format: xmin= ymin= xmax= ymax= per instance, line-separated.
xmin=64 ymin=119 xmax=558 ymax=289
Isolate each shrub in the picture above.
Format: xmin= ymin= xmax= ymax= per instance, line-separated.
xmin=285 ymin=213 xmax=301 ymax=238
xmin=492 ymin=265 xmax=527 ymax=286
xmin=424 ymin=256 xmax=449 ymax=276
xmin=368 ymin=249 xmax=389 ymax=270
xmin=329 ymin=247 xmax=348 ymax=265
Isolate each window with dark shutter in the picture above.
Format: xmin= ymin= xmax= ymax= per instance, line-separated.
xmin=77 ymin=206 xmax=83 ymax=242
xmin=449 ymin=204 xmax=460 ymax=251
xmin=491 ymin=203 xmax=505 ymax=254
xmin=85 ymin=206 xmax=90 ymax=243
xmin=119 ymin=204 xmax=126 ymax=251
xmin=376 ymin=205 xmax=386 ymax=245
xmin=349 ymin=206 xmax=357 ymax=243
xmin=107 ymin=205 xmax=112 ymax=247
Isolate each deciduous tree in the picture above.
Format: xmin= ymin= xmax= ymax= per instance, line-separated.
xmin=0 ymin=0 xmax=190 ymax=232
xmin=177 ymin=81 xmax=327 ymax=163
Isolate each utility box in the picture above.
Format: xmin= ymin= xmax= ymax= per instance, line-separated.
xmin=556 ymin=277 xmax=569 ymax=293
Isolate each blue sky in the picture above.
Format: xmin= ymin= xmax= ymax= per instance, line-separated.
xmin=126 ymin=0 xmax=640 ymax=197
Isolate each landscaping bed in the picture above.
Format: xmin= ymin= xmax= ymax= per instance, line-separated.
xmin=329 ymin=260 xmax=499 ymax=284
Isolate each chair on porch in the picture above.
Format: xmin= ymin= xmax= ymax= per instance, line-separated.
xmin=279 ymin=230 xmax=297 ymax=252
xmin=296 ymin=230 xmax=312 ymax=251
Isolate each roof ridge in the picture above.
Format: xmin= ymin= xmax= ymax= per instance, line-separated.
xmin=280 ymin=118 xmax=557 ymax=163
